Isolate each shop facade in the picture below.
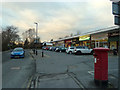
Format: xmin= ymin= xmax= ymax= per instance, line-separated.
xmin=79 ymin=35 xmax=91 ymax=48
xmin=52 ymin=27 xmax=119 ymax=50
xmin=71 ymin=38 xmax=79 ymax=47
xmin=91 ymin=33 xmax=108 ymax=48
xmin=55 ymin=40 xmax=65 ymax=47
xmin=108 ymin=31 xmax=119 ymax=51
xmin=64 ymin=39 xmax=72 ymax=47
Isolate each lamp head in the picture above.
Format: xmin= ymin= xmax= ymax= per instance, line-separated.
xmin=34 ymin=22 xmax=37 ymax=24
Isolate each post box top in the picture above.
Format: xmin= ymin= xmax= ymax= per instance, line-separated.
xmin=93 ymin=47 xmax=109 ymax=51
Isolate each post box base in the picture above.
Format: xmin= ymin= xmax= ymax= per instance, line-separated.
xmin=94 ymin=79 xmax=108 ymax=87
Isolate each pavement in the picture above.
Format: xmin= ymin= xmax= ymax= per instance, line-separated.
xmin=29 ymin=49 xmax=119 ymax=89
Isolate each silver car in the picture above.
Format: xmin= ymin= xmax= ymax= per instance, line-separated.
xmin=73 ymin=46 xmax=93 ymax=55
xmin=66 ymin=47 xmax=75 ymax=54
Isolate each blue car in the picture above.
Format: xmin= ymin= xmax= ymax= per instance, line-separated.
xmin=11 ymin=47 xmax=25 ymax=58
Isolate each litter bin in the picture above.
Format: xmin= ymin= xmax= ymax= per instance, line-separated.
xmin=93 ymin=47 xmax=109 ymax=87
xmin=113 ymin=49 xmax=117 ymax=55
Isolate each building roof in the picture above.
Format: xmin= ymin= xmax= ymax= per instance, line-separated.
xmin=51 ymin=26 xmax=119 ymax=42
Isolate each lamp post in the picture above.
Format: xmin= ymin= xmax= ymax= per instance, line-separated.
xmin=34 ymin=22 xmax=38 ymax=55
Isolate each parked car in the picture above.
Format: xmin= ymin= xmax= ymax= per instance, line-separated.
xmin=42 ymin=47 xmax=46 ymax=50
xmin=52 ymin=47 xmax=56 ymax=51
xmin=55 ymin=46 xmax=66 ymax=52
xmin=49 ymin=47 xmax=53 ymax=51
xmin=66 ymin=47 xmax=75 ymax=54
xmin=47 ymin=47 xmax=50 ymax=50
xmin=55 ymin=47 xmax=60 ymax=52
xmin=59 ymin=47 xmax=67 ymax=52
xmin=11 ymin=47 xmax=25 ymax=58
xmin=49 ymin=46 xmax=56 ymax=51
xmin=42 ymin=46 xmax=50 ymax=50
xmin=73 ymin=46 xmax=93 ymax=55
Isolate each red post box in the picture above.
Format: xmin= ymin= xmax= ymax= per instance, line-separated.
xmin=93 ymin=47 xmax=109 ymax=86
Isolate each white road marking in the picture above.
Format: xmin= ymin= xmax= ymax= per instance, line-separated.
xmin=88 ymin=71 xmax=94 ymax=75
xmin=11 ymin=67 xmax=20 ymax=70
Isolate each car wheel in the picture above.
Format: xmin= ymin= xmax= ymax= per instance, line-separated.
xmin=91 ymin=51 xmax=94 ymax=55
xmin=77 ymin=51 xmax=81 ymax=55
xmin=69 ymin=51 xmax=72 ymax=54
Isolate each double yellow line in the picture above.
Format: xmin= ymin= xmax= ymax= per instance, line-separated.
xmin=22 ymin=75 xmax=33 ymax=89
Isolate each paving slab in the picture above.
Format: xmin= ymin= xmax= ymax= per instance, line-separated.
xmin=29 ymin=49 xmax=118 ymax=89
xmin=37 ymin=73 xmax=80 ymax=88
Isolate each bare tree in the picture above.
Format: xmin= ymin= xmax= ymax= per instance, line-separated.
xmin=2 ymin=26 xmax=20 ymax=51
xmin=22 ymin=28 xmax=35 ymax=42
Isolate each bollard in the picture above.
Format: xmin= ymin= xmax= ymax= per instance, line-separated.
xmin=36 ymin=50 xmax=37 ymax=55
xmin=42 ymin=51 xmax=44 ymax=57
xmin=33 ymin=49 xmax=35 ymax=54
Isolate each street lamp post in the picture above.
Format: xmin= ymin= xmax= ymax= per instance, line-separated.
xmin=34 ymin=22 xmax=38 ymax=55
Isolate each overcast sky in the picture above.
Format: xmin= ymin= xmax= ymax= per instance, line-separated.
xmin=1 ymin=0 xmax=116 ymax=42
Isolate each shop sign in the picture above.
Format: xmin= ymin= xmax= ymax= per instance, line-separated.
xmin=79 ymin=35 xmax=90 ymax=41
xmin=109 ymin=32 xmax=119 ymax=36
xmin=65 ymin=40 xmax=72 ymax=43
xmin=57 ymin=41 xmax=64 ymax=44
xmin=91 ymin=33 xmax=108 ymax=40
xmin=72 ymin=39 xmax=77 ymax=42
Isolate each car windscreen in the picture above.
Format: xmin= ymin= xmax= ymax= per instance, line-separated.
xmin=13 ymin=49 xmax=23 ymax=51
xmin=76 ymin=46 xmax=82 ymax=49
xmin=84 ymin=47 xmax=88 ymax=49
xmin=70 ymin=47 xmax=74 ymax=49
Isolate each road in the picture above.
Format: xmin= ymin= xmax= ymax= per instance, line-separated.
xmin=2 ymin=50 xmax=36 ymax=88
xmin=2 ymin=49 xmax=118 ymax=88
xmin=30 ymin=50 xmax=118 ymax=88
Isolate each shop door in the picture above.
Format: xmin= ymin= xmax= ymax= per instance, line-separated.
xmin=95 ymin=41 xmax=99 ymax=48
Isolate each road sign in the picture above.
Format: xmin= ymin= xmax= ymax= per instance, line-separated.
xmin=115 ymin=16 xmax=120 ymax=25
xmin=112 ymin=2 xmax=120 ymax=15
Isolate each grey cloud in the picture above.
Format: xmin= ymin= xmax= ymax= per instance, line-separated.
xmin=1 ymin=1 xmax=114 ymax=41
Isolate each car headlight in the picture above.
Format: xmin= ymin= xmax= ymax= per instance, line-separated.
xmin=11 ymin=52 xmax=14 ymax=55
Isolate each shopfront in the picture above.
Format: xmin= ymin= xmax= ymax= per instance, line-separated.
xmin=108 ymin=31 xmax=119 ymax=50
xmin=79 ymin=35 xmax=91 ymax=48
xmin=56 ymin=40 xmax=65 ymax=47
xmin=91 ymin=33 xmax=108 ymax=48
xmin=72 ymin=38 xmax=79 ymax=47
xmin=64 ymin=39 xmax=72 ymax=47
